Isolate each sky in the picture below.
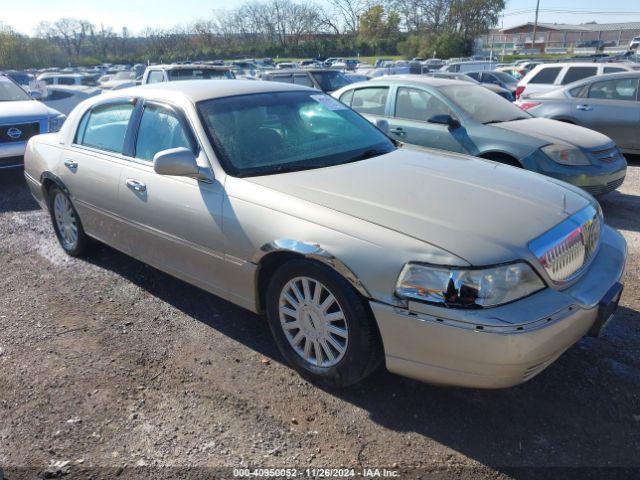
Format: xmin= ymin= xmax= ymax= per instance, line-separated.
xmin=2 ymin=0 xmax=639 ymax=35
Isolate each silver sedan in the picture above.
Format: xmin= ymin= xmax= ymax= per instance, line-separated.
xmin=24 ymin=80 xmax=626 ymax=388
xmin=518 ymin=72 xmax=640 ymax=155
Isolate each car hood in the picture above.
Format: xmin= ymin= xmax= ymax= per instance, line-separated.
xmin=245 ymin=147 xmax=592 ymax=266
xmin=492 ymin=117 xmax=611 ymax=149
xmin=0 ymin=100 xmax=54 ymax=122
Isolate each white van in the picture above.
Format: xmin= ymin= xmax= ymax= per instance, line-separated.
xmin=440 ymin=61 xmax=497 ymax=73
xmin=516 ymin=62 xmax=638 ymax=99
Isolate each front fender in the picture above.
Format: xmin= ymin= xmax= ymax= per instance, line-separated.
xmin=254 ymin=239 xmax=372 ymax=299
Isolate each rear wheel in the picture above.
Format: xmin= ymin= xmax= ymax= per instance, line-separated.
xmin=265 ymin=259 xmax=382 ymax=388
xmin=48 ymin=185 xmax=89 ymax=256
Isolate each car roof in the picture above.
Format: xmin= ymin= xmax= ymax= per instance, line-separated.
xmin=264 ymin=68 xmax=332 ymax=74
xmin=369 ymin=74 xmax=469 ymax=87
xmin=537 ymin=62 xmax=630 ymax=68
xmin=101 ymin=79 xmax=313 ymax=103
xmin=148 ymin=64 xmax=232 ymax=71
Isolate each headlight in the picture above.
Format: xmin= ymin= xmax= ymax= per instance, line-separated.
xmin=48 ymin=114 xmax=66 ymax=133
xmin=541 ymin=144 xmax=590 ymax=165
xmin=395 ymin=262 xmax=545 ymax=308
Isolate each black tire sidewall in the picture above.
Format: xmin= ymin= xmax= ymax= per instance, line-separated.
xmin=48 ymin=185 xmax=88 ymax=257
xmin=265 ymin=259 xmax=380 ymax=388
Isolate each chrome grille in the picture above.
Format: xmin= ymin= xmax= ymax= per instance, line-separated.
xmin=529 ymin=205 xmax=602 ymax=284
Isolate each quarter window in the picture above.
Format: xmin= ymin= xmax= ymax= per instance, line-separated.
xmin=76 ymin=102 xmax=135 ymax=153
xmin=603 ymin=67 xmax=626 ymax=74
xmin=561 ymin=67 xmax=598 ymax=85
xmin=135 ymin=104 xmax=195 ymax=161
xmin=529 ymin=67 xmax=561 ymax=84
xmin=351 ymin=87 xmax=388 ymax=116
xmin=588 ymin=78 xmax=639 ymax=101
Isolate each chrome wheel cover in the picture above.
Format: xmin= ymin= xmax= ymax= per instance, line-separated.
xmin=53 ymin=193 xmax=78 ymax=250
xmin=279 ymin=276 xmax=349 ymax=368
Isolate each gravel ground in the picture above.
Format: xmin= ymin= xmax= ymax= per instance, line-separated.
xmin=1 ymin=160 xmax=639 ymax=479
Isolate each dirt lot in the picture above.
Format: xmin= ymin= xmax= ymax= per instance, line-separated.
xmin=1 ymin=160 xmax=639 ymax=479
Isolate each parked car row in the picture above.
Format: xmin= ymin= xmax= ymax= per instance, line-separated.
xmin=21 ymin=79 xmax=627 ymax=389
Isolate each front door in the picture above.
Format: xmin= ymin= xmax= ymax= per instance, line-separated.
xmin=387 ymin=86 xmax=467 ymax=154
xmin=116 ymin=102 xmax=227 ymax=297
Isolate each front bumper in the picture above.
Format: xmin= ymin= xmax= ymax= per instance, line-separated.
xmin=0 ymin=141 xmax=27 ymax=170
xmin=371 ymin=225 xmax=626 ymax=388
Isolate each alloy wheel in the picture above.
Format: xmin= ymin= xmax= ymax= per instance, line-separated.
xmin=278 ymin=276 xmax=349 ymax=367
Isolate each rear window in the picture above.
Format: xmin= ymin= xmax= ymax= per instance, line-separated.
xmin=529 ymin=67 xmax=561 ymax=84
xmin=561 ymin=67 xmax=598 ymax=85
xmin=603 ymin=67 xmax=626 ymax=74
xmin=167 ymin=68 xmax=234 ymax=81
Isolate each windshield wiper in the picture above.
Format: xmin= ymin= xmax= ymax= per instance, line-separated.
xmin=349 ymin=149 xmax=390 ymax=162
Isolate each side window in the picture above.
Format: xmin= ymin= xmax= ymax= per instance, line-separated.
xmin=529 ymin=67 xmax=561 ymax=84
xmin=603 ymin=67 xmax=626 ymax=74
xmin=351 ymin=87 xmax=388 ymax=116
xmin=395 ymin=87 xmax=451 ymax=122
xmin=293 ymin=74 xmax=314 ymax=87
xmin=339 ymin=90 xmax=354 ymax=106
xmin=147 ymin=71 xmax=165 ymax=84
xmin=466 ymin=72 xmax=480 ymax=81
xmin=270 ymin=74 xmax=293 ymax=84
xmin=42 ymin=77 xmax=54 ymax=85
xmin=77 ymin=102 xmax=135 ymax=153
xmin=58 ymin=77 xmax=76 ymax=86
xmin=588 ymin=78 xmax=638 ymax=101
xmin=561 ymin=67 xmax=598 ymax=85
xmin=483 ymin=73 xmax=499 ymax=84
xmin=135 ymin=104 xmax=195 ymax=161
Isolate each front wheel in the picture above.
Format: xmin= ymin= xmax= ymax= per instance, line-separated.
xmin=48 ymin=185 xmax=89 ymax=257
xmin=265 ymin=259 xmax=382 ymax=388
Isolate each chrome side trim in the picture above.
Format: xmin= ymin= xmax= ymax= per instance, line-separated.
xmin=254 ymin=239 xmax=372 ymax=298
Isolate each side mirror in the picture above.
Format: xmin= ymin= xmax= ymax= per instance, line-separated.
xmin=428 ymin=114 xmax=461 ymax=129
xmin=153 ymin=147 xmax=208 ymax=180
xmin=374 ymin=118 xmax=389 ymax=134
xmin=30 ymin=91 xmax=43 ymax=100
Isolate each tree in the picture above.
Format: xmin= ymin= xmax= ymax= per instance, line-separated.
xmin=358 ymin=5 xmax=401 ymax=54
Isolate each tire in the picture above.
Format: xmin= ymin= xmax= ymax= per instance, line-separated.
xmin=48 ymin=185 xmax=89 ymax=257
xmin=482 ymin=153 xmax=521 ymax=168
xmin=265 ymin=259 xmax=382 ymax=388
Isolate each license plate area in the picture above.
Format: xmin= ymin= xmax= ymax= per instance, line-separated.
xmin=588 ymin=282 xmax=623 ymax=337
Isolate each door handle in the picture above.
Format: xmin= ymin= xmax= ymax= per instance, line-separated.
xmin=125 ymin=179 xmax=147 ymax=192
xmin=63 ymin=159 xmax=78 ymax=170
xmin=577 ymin=104 xmax=593 ymax=111
xmin=390 ymin=127 xmax=406 ymax=137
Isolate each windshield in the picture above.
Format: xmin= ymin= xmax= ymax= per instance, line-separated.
xmin=440 ymin=85 xmax=529 ymax=124
xmin=168 ymin=69 xmax=234 ymax=81
xmin=113 ymin=72 xmax=134 ymax=80
xmin=492 ymin=71 xmax=518 ymax=84
xmin=0 ymin=76 xmax=32 ymax=101
xmin=7 ymin=73 xmax=33 ymax=85
xmin=198 ymin=91 xmax=395 ymax=177
xmin=310 ymin=71 xmax=353 ymax=92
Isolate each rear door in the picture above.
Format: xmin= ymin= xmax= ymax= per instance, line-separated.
xmin=115 ymin=100 xmax=227 ymax=296
xmin=387 ymin=86 xmax=467 ymax=154
xmin=573 ymin=77 xmax=640 ymax=150
xmin=60 ymin=99 xmax=137 ymax=250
